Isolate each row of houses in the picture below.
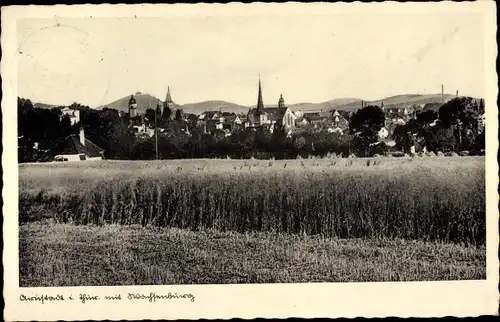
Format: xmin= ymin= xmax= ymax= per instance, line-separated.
xmin=51 ymin=81 xmax=485 ymax=161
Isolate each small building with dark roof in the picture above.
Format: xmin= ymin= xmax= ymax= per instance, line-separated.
xmin=53 ymin=128 xmax=105 ymax=161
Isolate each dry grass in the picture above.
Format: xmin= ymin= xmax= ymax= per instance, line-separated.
xmin=20 ymin=221 xmax=485 ymax=287
xmin=19 ymin=157 xmax=485 ymax=245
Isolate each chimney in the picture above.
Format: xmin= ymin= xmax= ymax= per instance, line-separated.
xmin=456 ymin=90 xmax=459 ymax=98
xmin=79 ymin=127 xmax=85 ymax=146
xmin=441 ymin=84 xmax=444 ymax=104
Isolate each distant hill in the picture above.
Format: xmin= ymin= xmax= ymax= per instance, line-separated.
xmin=98 ymin=94 xmax=248 ymax=115
xmin=33 ymin=102 xmax=58 ymax=109
xmin=335 ymin=94 xmax=457 ymax=113
xmin=288 ymin=98 xmax=361 ymax=113
xmin=57 ymin=92 xmax=477 ymax=116
xmin=181 ymin=100 xmax=248 ymax=115
xmin=98 ymin=92 xmax=163 ymax=114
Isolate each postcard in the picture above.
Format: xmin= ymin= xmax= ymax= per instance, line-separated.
xmin=2 ymin=2 xmax=498 ymax=320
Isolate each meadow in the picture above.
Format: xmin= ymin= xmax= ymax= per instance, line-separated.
xmin=19 ymin=156 xmax=486 ymax=285
xmin=20 ymin=156 xmax=485 ymax=244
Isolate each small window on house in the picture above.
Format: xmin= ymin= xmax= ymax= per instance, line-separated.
xmin=79 ymin=154 xmax=86 ymax=160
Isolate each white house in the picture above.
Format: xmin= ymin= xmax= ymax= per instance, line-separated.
xmin=327 ymin=127 xmax=344 ymax=134
xmin=378 ymin=127 xmax=389 ymax=139
xmin=61 ymin=107 xmax=80 ymax=125
xmin=133 ymin=124 xmax=147 ymax=133
xmin=294 ymin=110 xmax=304 ymax=118
xmin=54 ymin=127 xmax=105 ymax=161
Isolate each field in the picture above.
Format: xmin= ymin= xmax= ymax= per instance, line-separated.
xmin=19 ymin=156 xmax=486 ymax=285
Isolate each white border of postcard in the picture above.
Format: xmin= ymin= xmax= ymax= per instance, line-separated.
xmin=2 ymin=2 xmax=499 ymax=320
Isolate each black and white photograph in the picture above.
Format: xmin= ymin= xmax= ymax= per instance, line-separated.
xmin=3 ymin=2 xmax=498 ymax=320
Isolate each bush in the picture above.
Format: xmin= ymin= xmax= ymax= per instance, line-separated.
xmin=436 ymin=151 xmax=445 ymax=157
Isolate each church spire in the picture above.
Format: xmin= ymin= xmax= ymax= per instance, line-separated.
xmin=257 ymin=77 xmax=264 ymax=110
xmin=165 ymin=86 xmax=173 ymax=103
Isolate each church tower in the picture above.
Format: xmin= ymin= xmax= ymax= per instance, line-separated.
xmin=253 ymin=77 xmax=266 ymax=126
xmin=164 ymin=86 xmax=173 ymax=108
xmin=256 ymin=78 xmax=264 ymax=111
xmin=128 ymin=95 xmax=137 ymax=118
xmin=278 ymin=93 xmax=285 ymax=108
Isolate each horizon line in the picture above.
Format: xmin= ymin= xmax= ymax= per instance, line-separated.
xmin=23 ymin=91 xmax=474 ymax=109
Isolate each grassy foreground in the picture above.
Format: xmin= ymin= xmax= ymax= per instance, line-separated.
xmin=20 ymin=221 xmax=485 ymax=287
xmin=19 ymin=157 xmax=485 ymax=245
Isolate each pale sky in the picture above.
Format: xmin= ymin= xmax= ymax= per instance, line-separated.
xmin=17 ymin=12 xmax=485 ymax=107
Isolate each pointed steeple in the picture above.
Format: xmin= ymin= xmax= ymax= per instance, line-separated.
xmin=165 ymin=86 xmax=173 ymax=103
xmin=257 ymin=77 xmax=264 ymax=111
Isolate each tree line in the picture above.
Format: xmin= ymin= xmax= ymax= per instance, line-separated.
xmin=17 ymin=96 xmax=485 ymax=162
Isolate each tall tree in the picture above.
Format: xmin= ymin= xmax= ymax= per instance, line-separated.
xmin=439 ymin=97 xmax=480 ymax=151
xmin=393 ymin=124 xmax=413 ymax=153
xmin=175 ymin=109 xmax=183 ymax=121
xmin=161 ymin=103 xmax=172 ymax=126
xmin=416 ymin=110 xmax=438 ymax=129
xmin=349 ymin=105 xmax=385 ymax=156
xmin=156 ymin=102 xmax=163 ymax=127
xmin=144 ymin=108 xmax=156 ymax=126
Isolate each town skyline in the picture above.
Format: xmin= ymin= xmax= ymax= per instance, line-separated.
xmin=17 ymin=12 xmax=484 ymax=107
xmin=20 ymin=81 xmax=478 ymax=109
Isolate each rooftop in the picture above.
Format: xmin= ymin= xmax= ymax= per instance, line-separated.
xmin=54 ymin=134 xmax=104 ymax=158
